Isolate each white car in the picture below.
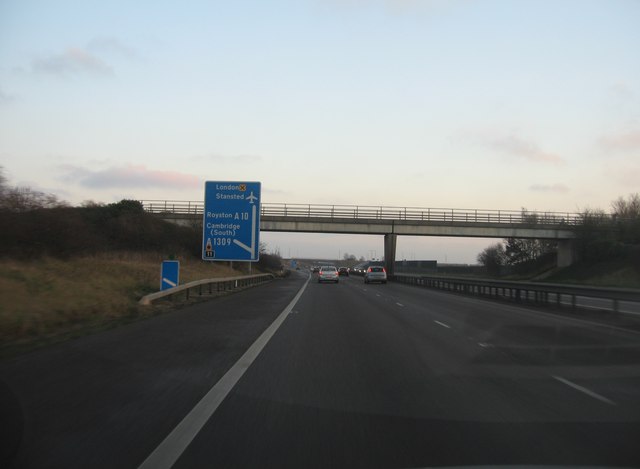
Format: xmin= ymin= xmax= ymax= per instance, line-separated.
xmin=318 ymin=266 xmax=339 ymax=283
xmin=364 ymin=266 xmax=387 ymax=284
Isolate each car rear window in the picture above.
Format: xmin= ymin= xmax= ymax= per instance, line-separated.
xmin=321 ymin=266 xmax=337 ymax=271
xmin=370 ymin=267 xmax=384 ymax=272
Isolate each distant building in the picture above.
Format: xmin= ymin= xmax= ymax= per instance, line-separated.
xmin=394 ymin=260 xmax=438 ymax=274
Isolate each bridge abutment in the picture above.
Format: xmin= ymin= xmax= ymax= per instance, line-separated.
xmin=557 ymin=239 xmax=577 ymax=267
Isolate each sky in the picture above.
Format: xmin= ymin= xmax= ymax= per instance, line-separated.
xmin=1 ymin=0 xmax=639 ymax=263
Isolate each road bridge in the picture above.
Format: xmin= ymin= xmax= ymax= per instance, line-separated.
xmin=140 ymin=200 xmax=612 ymax=275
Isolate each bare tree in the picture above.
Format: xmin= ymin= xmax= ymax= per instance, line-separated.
xmin=0 ymin=166 xmax=7 ymax=197
xmin=0 ymin=186 xmax=68 ymax=212
xmin=612 ymin=193 xmax=640 ymax=219
xmin=477 ymin=243 xmax=506 ymax=276
xmin=611 ymin=193 xmax=640 ymax=244
xmin=504 ymin=238 xmax=555 ymax=265
xmin=0 ymin=167 xmax=68 ymax=212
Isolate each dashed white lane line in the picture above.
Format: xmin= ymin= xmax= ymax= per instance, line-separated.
xmin=552 ymin=376 xmax=616 ymax=406
xmin=434 ymin=320 xmax=451 ymax=329
xmin=138 ymin=275 xmax=311 ymax=469
xmin=396 ymin=302 xmax=404 ymax=307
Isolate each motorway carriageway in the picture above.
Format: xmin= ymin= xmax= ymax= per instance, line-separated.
xmin=2 ymin=271 xmax=640 ymax=468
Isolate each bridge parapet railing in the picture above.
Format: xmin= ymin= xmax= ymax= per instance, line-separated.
xmin=260 ymin=204 xmax=584 ymax=225
xmin=140 ymin=200 xmax=590 ymax=226
xmin=141 ymin=200 xmax=203 ymax=215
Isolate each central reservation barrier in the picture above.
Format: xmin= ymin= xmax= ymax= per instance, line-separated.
xmin=394 ymin=274 xmax=640 ymax=315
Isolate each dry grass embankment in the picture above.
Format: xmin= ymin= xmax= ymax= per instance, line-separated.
xmin=541 ymin=259 xmax=640 ymax=289
xmin=0 ymin=253 xmax=241 ymax=356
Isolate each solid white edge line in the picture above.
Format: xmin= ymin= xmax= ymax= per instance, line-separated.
xmin=138 ymin=274 xmax=311 ymax=469
xmin=434 ymin=320 xmax=451 ymax=329
xmin=552 ymin=375 xmax=616 ymax=406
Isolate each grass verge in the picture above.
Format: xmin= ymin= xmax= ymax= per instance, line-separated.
xmin=0 ymin=253 xmax=249 ymax=357
xmin=542 ymin=258 xmax=640 ymax=289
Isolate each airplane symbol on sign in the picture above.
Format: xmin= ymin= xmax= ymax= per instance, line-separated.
xmin=246 ymin=191 xmax=258 ymax=204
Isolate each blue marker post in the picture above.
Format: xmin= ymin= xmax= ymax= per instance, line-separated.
xmin=160 ymin=260 xmax=180 ymax=291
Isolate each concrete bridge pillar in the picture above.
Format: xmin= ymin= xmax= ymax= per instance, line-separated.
xmin=384 ymin=234 xmax=397 ymax=278
xmin=557 ymin=239 xmax=576 ymax=267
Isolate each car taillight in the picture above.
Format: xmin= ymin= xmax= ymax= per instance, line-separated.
xmin=382 ymin=268 xmax=386 ymax=273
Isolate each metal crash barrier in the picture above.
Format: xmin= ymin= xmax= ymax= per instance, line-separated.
xmin=139 ymin=274 xmax=275 ymax=305
xmin=394 ymin=274 xmax=640 ymax=315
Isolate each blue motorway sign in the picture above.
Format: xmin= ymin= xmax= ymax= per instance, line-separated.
xmin=160 ymin=260 xmax=180 ymax=291
xmin=202 ymin=181 xmax=261 ymax=262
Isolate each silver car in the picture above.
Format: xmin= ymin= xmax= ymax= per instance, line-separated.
xmin=364 ymin=266 xmax=387 ymax=284
xmin=318 ymin=266 xmax=339 ymax=283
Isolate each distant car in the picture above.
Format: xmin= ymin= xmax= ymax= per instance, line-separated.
xmin=312 ymin=266 xmax=320 ymax=273
xmin=364 ymin=266 xmax=387 ymax=284
xmin=338 ymin=267 xmax=349 ymax=276
xmin=318 ymin=266 xmax=339 ymax=283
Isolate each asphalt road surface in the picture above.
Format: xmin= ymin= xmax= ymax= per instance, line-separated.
xmin=2 ymin=271 xmax=640 ymax=468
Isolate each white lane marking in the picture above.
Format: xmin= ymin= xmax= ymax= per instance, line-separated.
xmin=138 ymin=275 xmax=311 ymax=469
xmin=434 ymin=320 xmax=451 ymax=329
xmin=396 ymin=302 xmax=404 ymax=307
xmin=421 ymin=288 xmax=640 ymax=337
xmin=552 ymin=376 xmax=616 ymax=406
xmin=478 ymin=342 xmax=493 ymax=348
xmin=376 ymin=294 xmax=381 ymax=297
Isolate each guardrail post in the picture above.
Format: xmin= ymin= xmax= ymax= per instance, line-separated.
xmin=613 ymin=299 xmax=619 ymax=313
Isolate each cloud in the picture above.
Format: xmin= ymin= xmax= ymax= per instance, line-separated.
xmin=87 ymin=37 xmax=140 ymax=61
xmin=263 ymin=188 xmax=289 ymax=196
xmin=608 ymin=166 xmax=640 ymax=187
xmin=32 ymin=47 xmax=114 ymax=76
xmin=193 ymin=154 xmax=263 ymax=164
xmin=529 ymin=183 xmax=569 ymax=193
xmin=321 ymin=0 xmax=465 ymax=15
xmin=598 ymin=129 xmax=640 ymax=153
xmin=610 ymin=82 xmax=634 ymax=100
xmin=0 ymin=86 xmax=16 ymax=106
xmin=58 ymin=164 xmax=202 ymax=189
xmin=487 ymin=134 xmax=564 ymax=165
